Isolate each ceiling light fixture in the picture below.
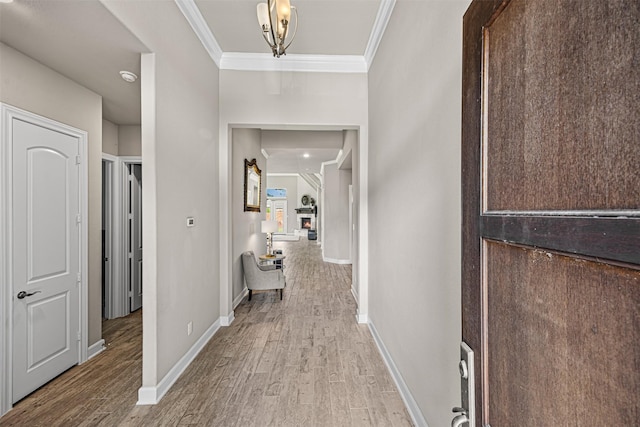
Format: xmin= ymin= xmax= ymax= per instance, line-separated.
xmin=0 ymin=0 xmax=14 ymax=4
xmin=119 ymin=70 xmax=138 ymax=83
xmin=257 ymin=0 xmax=298 ymax=58
xmin=303 ymin=153 xmax=310 ymax=158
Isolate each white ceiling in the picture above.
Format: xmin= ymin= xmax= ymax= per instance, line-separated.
xmin=261 ymin=129 xmax=344 ymax=173
xmin=194 ymin=0 xmax=380 ymax=56
xmin=0 ymin=0 xmax=149 ymax=125
xmin=0 ymin=0 xmax=389 ymax=172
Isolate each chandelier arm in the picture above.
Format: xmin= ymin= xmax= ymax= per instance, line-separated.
xmin=267 ymin=0 xmax=278 ymax=54
xmin=261 ymin=31 xmax=273 ymax=49
xmin=283 ymin=6 xmax=298 ymax=52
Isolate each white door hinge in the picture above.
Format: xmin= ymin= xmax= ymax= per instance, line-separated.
xmin=75 ymin=155 xmax=81 ymax=165
xmin=76 ymin=214 xmax=81 ymax=224
xmin=77 ymin=272 xmax=82 ymax=283
xmin=77 ymin=331 xmax=81 ymax=341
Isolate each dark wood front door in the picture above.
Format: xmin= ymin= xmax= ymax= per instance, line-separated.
xmin=462 ymin=1 xmax=640 ymax=426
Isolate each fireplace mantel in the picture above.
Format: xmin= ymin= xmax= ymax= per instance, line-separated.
xmin=295 ymin=207 xmax=315 ymax=214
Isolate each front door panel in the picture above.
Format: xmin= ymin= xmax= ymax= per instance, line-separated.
xmin=462 ymin=1 xmax=640 ymax=425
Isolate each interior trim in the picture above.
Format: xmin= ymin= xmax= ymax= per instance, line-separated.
xmin=364 ymin=0 xmax=396 ymax=70
xmin=368 ymin=320 xmax=428 ymax=427
xmin=175 ymin=0 xmax=395 ymax=73
xmin=220 ymin=311 xmax=235 ymax=327
xmin=322 ymin=256 xmax=352 ymax=265
xmin=174 ymin=0 xmax=223 ymax=68
xmin=233 ymin=288 xmax=248 ymax=309
xmin=137 ymin=317 xmax=222 ymax=405
xmin=220 ymin=52 xmax=367 ymax=74
xmin=87 ymin=339 xmax=106 ymax=360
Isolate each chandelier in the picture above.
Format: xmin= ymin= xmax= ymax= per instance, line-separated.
xmin=256 ymin=0 xmax=298 ymax=58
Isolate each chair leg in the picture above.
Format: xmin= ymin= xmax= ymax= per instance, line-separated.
xmin=248 ymin=289 xmax=252 ymax=301
xmin=280 ymin=288 xmax=283 ymax=300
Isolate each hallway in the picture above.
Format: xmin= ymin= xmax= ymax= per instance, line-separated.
xmin=1 ymin=240 xmax=413 ymax=426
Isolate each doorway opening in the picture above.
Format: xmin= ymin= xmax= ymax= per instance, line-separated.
xmin=101 ymin=157 xmax=142 ymax=319
xmin=267 ymin=199 xmax=288 ymax=233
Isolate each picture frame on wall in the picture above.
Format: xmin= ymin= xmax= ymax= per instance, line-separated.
xmin=244 ymin=158 xmax=261 ymax=212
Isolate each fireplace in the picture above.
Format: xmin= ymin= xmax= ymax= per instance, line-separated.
xmin=301 ymin=217 xmax=312 ymax=229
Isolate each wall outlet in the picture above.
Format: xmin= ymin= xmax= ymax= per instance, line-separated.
xmin=187 ymin=321 xmax=193 ymax=336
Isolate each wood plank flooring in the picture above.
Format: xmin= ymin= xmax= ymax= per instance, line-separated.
xmin=1 ymin=240 xmax=413 ymax=426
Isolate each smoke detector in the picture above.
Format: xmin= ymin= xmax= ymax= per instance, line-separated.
xmin=119 ymin=71 xmax=138 ymax=83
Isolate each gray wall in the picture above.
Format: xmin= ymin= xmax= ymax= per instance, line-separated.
xmin=232 ymin=129 xmax=267 ymax=303
xmin=322 ymin=163 xmax=352 ymax=262
xmin=0 ymin=42 xmax=103 ymax=347
xmin=367 ymin=1 xmax=470 ymax=425
xmin=118 ymin=125 xmax=142 ymax=157
xmin=103 ymin=0 xmax=221 ymax=388
xmin=103 ymin=119 xmax=119 ymax=156
xmin=103 ymin=119 xmax=142 ymax=157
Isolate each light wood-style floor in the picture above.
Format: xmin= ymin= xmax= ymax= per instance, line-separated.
xmin=1 ymin=240 xmax=413 ymax=426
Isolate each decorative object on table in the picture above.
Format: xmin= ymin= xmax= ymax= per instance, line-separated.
xmin=261 ymin=220 xmax=279 ymax=256
xmin=242 ymin=251 xmax=285 ymax=301
xmin=273 ymin=249 xmax=284 ymax=269
xmin=301 ymin=194 xmax=309 ymax=206
xmin=244 ymin=158 xmax=261 ymax=212
xmin=256 ymin=0 xmax=298 ymax=58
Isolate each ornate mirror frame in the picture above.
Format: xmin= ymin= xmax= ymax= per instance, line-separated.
xmin=244 ymin=158 xmax=261 ymax=212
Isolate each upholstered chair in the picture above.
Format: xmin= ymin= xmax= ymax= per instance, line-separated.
xmin=241 ymin=251 xmax=285 ymax=300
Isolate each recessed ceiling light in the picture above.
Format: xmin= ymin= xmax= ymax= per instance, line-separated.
xmin=0 ymin=0 xmax=14 ymax=4
xmin=303 ymin=153 xmax=310 ymax=158
xmin=119 ymin=70 xmax=138 ymax=83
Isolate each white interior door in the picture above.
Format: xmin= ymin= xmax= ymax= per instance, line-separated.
xmin=11 ymin=118 xmax=80 ymax=403
xmin=102 ymin=160 xmax=112 ymax=319
xmin=349 ymin=185 xmax=353 ymax=262
xmin=128 ymin=163 xmax=142 ymax=312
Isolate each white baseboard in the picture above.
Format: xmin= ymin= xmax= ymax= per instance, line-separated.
xmin=351 ymin=285 xmax=359 ymax=303
xmin=136 ymin=387 xmax=158 ymax=406
xmin=136 ymin=317 xmax=222 ymax=405
xmin=87 ymin=339 xmax=105 ymax=360
xmin=356 ymin=312 xmax=368 ymax=324
xmin=352 ymin=288 xmax=367 ymax=323
xmin=368 ymin=320 xmax=428 ymax=427
xmin=220 ymin=311 xmax=235 ymax=327
xmin=233 ymin=288 xmax=248 ymax=309
xmin=322 ymin=256 xmax=352 ymax=265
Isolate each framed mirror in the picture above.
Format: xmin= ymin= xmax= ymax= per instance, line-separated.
xmin=244 ymin=158 xmax=261 ymax=212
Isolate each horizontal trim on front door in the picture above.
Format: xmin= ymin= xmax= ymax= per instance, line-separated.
xmin=481 ymin=215 xmax=640 ymax=265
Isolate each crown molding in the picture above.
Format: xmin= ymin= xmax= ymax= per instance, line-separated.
xmin=364 ymin=0 xmax=396 ymax=71
xmin=220 ymin=52 xmax=367 ymax=73
xmin=174 ymin=0 xmax=223 ymax=68
xmin=176 ymin=0 xmax=395 ymax=73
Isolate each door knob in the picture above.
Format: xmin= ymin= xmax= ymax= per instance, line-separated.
xmin=17 ymin=290 xmax=41 ymax=299
xmin=451 ymin=413 xmax=469 ymax=427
